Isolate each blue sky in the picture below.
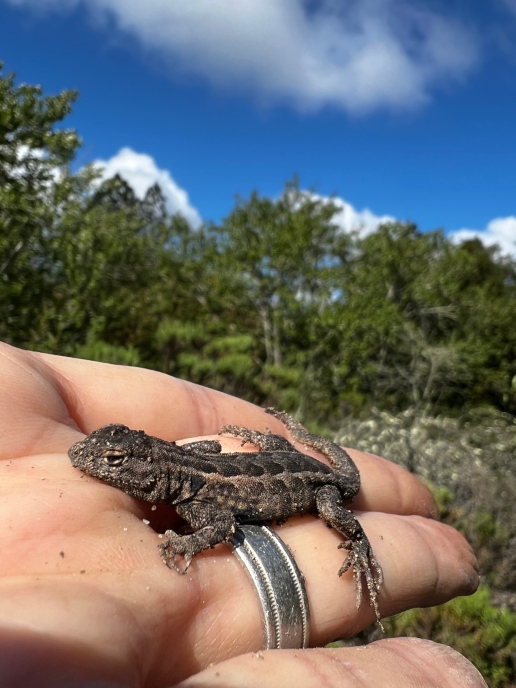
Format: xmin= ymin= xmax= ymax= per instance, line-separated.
xmin=1 ymin=0 xmax=515 ymax=254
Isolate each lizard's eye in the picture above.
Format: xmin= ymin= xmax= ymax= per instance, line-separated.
xmin=101 ymin=450 xmax=126 ymax=466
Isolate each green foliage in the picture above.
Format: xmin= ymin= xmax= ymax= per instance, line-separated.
xmin=470 ymin=511 xmax=509 ymax=550
xmin=456 ymin=510 xmax=510 ymax=589
xmin=384 ymin=587 xmax=516 ymax=688
xmin=427 ymin=478 xmax=511 ymax=588
xmin=427 ymin=484 xmax=455 ymax=518
xmin=331 ymin=223 xmax=516 ymax=415
xmin=156 ymin=318 xmax=263 ymax=400
xmin=74 ymin=335 xmax=141 ymax=366
xmin=392 ymin=478 xmax=515 ymax=685
xmin=0 ymin=63 xmax=81 ymax=345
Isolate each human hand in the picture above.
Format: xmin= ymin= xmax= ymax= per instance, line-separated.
xmin=0 ymin=343 xmax=484 ymax=687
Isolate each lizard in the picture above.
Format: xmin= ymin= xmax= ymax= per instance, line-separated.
xmin=68 ymin=407 xmax=383 ymax=622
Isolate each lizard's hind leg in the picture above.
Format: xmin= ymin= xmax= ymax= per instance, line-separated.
xmin=264 ymin=408 xmax=360 ymax=487
xmin=181 ymin=439 xmax=223 ymax=455
xmin=315 ymin=484 xmax=383 ymax=623
xmin=220 ymin=424 xmax=296 ymax=452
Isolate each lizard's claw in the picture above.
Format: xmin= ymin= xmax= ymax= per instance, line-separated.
xmin=338 ymin=539 xmax=384 ymax=626
xmin=158 ymin=531 xmax=194 ymax=574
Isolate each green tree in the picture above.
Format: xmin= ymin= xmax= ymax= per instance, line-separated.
xmin=45 ymin=175 xmax=204 ymax=360
xmin=0 ymin=63 xmax=80 ymax=345
xmin=215 ymin=180 xmax=352 ymax=414
xmin=441 ymin=239 xmax=516 ymax=412
xmin=330 ymin=223 xmax=516 ymax=414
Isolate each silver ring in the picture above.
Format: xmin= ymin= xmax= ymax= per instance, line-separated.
xmin=229 ymin=525 xmax=310 ymax=650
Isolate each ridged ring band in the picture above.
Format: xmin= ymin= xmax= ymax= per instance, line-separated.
xmin=229 ymin=524 xmax=310 ymax=650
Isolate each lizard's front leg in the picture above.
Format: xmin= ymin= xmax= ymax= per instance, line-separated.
xmin=158 ymin=501 xmax=237 ymax=573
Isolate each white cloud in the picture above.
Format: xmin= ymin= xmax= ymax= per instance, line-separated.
xmin=329 ymin=197 xmax=396 ymax=236
xmin=315 ymin=195 xmax=516 ymax=261
xmin=4 ymin=0 xmax=479 ymax=113
xmin=93 ymin=147 xmax=202 ymax=228
xmin=309 ymin=193 xmax=395 ymax=235
xmin=449 ymin=217 xmax=516 ymax=258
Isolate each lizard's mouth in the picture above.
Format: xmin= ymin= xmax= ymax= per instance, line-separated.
xmin=138 ymin=474 xmax=158 ymax=491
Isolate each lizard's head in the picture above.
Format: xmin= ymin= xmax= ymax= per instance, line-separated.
xmin=68 ymin=424 xmax=168 ymax=503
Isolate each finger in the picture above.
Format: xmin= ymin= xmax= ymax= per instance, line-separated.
xmin=3 ymin=344 xmax=436 ymax=518
xmin=0 ymin=343 xmax=271 ymax=454
xmin=277 ymin=511 xmax=478 ymax=642
xmin=177 ymin=640 xmax=487 ymax=688
xmin=32 ymin=347 xmax=268 ymax=439
xmin=344 ymin=449 xmax=439 ymax=518
xmin=0 ymin=343 xmax=78 ymax=457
